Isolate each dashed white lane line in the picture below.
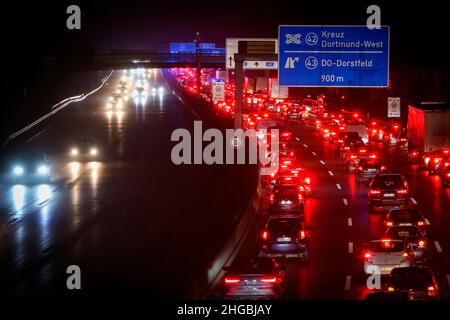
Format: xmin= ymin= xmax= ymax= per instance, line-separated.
xmin=303 ymin=144 xmax=309 ymax=148
xmin=434 ymin=241 xmax=443 ymax=253
xmin=342 ymin=198 xmax=348 ymax=206
xmin=336 ymin=184 xmax=342 ymax=190
xmin=328 ymin=171 xmax=334 ymax=176
xmin=311 ymin=152 xmax=317 ymax=156
xmin=320 ymin=160 xmax=326 ymax=165
xmin=348 ymin=242 xmax=354 ymax=254
xmin=446 ymin=275 xmax=450 ymax=288
xmin=410 ymin=197 xmax=418 ymax=205
xmin=345 ymin=276 xmax=352 ymax=290
xmin=425 ymin=218 xmax=431 ymax=226
xmin=348 ymin=218 xmax=353 ymax=227
xmin=295 ymin=137 xmax=300 ymax=141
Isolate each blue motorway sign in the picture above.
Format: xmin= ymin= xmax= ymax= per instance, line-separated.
xmin=278 ymin=26 xmax=389 ymax=87
xmin=170 ymin=42 xmax=196 ymax=54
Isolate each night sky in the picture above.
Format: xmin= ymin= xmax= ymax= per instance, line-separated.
xmin=1 ymin=0 xmax=448 ymax=67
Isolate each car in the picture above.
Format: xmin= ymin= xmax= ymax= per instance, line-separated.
xmin=339 ymin=138 xmax=364 ymax=159
xmin=222 ymin=257 xmax=285 ymax=299
xmin=420 ymin=149 xmax=450 ymax=174
xmin=387 ymin=267 xmax=439 ymax=299
xmin=384 ymin=225 xmax=427 ymax=260
xmin=6 ymin=152 xmax=51 ymax=183
xmin=345 ymin=145 xmax=374 ymax=172
xmin=363 ymin=239 xmax=414 ymax=275
xmin=269 ymin=185 xmax=304 ymax=214
xmin=134 ymin=86 xmax=146 ymax=98
xmin=368 ymin=173 xmax=409 ymax=213
xmin=382 ymin=122 xmax=402 ymax=145
xmin=355 ymin=157 xmax=386 ymax=183
xmin=332 ymin=131 xmax=360 ymax=149
xmin=385 ymin=208 xmax=427 ymax=233
xmin=69 ymin=139 xmax=100 ymax=160
xmin=107 ymin=93 xmax=124 ymax=109
xmin=259 ymin=214 xmax=311 ymax=262
xmin=364 ymin=291 xmax=413 ymax=300
xmin=284 ymin=106 xmax=302 ymax=124
xmin=440 ymin=167 xmax=450 ymax=187
xmin=395 ymin=132 xmax=408 ymax=151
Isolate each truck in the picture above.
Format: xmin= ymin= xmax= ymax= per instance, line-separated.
xmin=407 ymin=102 xmax=450 ymax=164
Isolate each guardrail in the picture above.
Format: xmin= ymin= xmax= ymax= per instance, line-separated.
xmin=3 ymin=71 xmax=113 ymax=148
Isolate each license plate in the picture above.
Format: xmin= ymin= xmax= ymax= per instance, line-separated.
xmin=277 ymin=237 xmax=291 ymax=242
xmin=384 ymin=193 xmax=395 ymax=197
xmin=368 ymin=169 xmax=376 ymax=172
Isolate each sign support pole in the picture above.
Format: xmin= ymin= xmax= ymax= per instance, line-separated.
xmin=234 ymin=54 xmax=243 ymax=130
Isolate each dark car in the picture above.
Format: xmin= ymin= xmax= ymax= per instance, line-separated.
xmin=440 ymin=167 xmax=450 ymax=188
xmin=355 ymin=157 xmax=385 ymax=183
xmin=6 ymin=152 xmax=51 ymax=183
xmin=368 ymin=173 xmax=409 ymax=213
xmin=384 ymin=225 xmax=427 ymax=261
xmin=222 ymin=257 xmax=285 ymax=299
xmin=385 ymin=208 xmax=427 ymax=232
xmin=387 ymin=267 xmax=439 ymax=299
xmin=260 ymin=215 xmax=311 ymax=262
xmin=284 ymin=106 xmax=302 ymax=123
xmin=269 ymin=185 xmax=304 ymax=214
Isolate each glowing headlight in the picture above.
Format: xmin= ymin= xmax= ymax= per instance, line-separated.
xmin=109 ymin=97 xmax=114 ymax=102
xmin=14 ymin=166 xmax=24 ymax=175
xmin=38 ymin=165 xmax=49 ymax=175
xmin=90 ymin=148 xmax=98 ymax=156
xmin=158 ymin=87 xmax=164 ymax=93
xmin=106 ymin=103 xmax=112 ymax=109
xmin=71 ymin=148 xmax=79 ymax=156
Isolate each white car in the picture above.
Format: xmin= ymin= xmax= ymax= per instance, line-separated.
xmin=364 ymin=239 xmax=414 ymax=275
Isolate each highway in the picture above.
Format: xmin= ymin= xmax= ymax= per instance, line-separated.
xmin=210 ymin=116 xmax=450 ymax=300
xmin=0 ymin=70 xmax=257 ymax=299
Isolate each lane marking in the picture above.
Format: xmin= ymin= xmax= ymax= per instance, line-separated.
xmin=295 ymin=137 xmax=300 ymax=141
xmin=348 ymin=218 xmax=353 ymax=227
xmin=425 ymin=218 xmax=431 ymax=226
xmin=320 ymin=160 xmax=326 ymax=165
xmin=345 ymin=276 xmax=352 ymax=290
xmin=303 ymin=144 xmax=308 ymax=148
xmin=434 ymin=241 xmax=443 ymax=253
xmin=336 ymin=184 xmax=342 ymax=190
xmin=342 ymin=198 xmax=348 ymax=206
xmin=410 ymin=197 xmax=418 ymax=205
xmin=328 ymin=171 xmax=334 ymax=176
xmin=348 ymin=242 xmax=354 ymax=253
xmin=312 ymin=152 xmax=317 ymax=156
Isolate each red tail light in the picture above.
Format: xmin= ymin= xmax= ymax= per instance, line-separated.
xmin=224 ymin=277 xmax=240 ymax=284
xmin=358 ymin=166 xmax=363 ymax=171
xmin=269 ymin=194 xmax=274 ymax=203
xmin=304 ymin=177 xmax=311 ymax=184
xmin=350 ymin=155 xmax=357 ymax=159
xmin=397 ymin=189 xmax=408 ymax=195
xmin=262 ymin=230 xmax=269 ymax=240
xmin=434 ymin=157 xmax=442 ymax=164
xmin=386 ymin=221 xmax=393 ymax=227
xmin=427 ymin=286 xmax=436 ymax=297
xmin=261 ymin=277 xmax=277 ymax=283
xmin=298 ymin=193 xmax=303 ymax=200
xmin=380 ymin=166 xmax=386 ymax=171
xmin=370 ymin=189 xmax=381 ymax=195
xmin=417 ymin=221 xmax=424 ymax=226
xmin=299 ymin=230 xmax=306 ymax=239
xmin=418 ymin=240 xmax=426 ymax=248
xmin=364 ymin=251 xmax=372 ymax=261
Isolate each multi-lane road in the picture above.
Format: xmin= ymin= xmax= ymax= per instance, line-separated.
xmin=0 ymin=70 xmax=257 ymax=299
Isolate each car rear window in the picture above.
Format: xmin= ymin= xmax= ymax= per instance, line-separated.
xmin=389 ymin=210 xmax=421 ymax=221
xmin=372 ymin=175 xmax=404 ymax=189
xmin=370 ymin=241 xmax=405 ymax=252
xmin=267 ymin=218 xmax=302 ymax=233
xmin=386 ymin=227 xmax=421 ymax=238
xmin=391 ymin=270 xmax=432 ymax=288
xmin=229 ymin=258 xmax=275 ymax=274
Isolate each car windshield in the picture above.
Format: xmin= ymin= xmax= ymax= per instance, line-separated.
xmin=372 ymin=175 xmax=404 ymax=189
xmin=370 ymin=240 xmax=405 ymax=253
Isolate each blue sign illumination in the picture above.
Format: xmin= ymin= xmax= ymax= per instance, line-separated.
xmin=278 ymin=26 xmax=389 ymax=87
xmin=170 ymin=42 xmax=196 ymax=54
xmin=199 ymin=43 xmax=216 ymax=49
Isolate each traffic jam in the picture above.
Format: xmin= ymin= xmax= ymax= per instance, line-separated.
xmin=171 ymin=67 xmax=449 ymax=300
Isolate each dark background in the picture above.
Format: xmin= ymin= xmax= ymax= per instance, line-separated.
xmin=1 ymin=0 xmax=449 ymax=141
